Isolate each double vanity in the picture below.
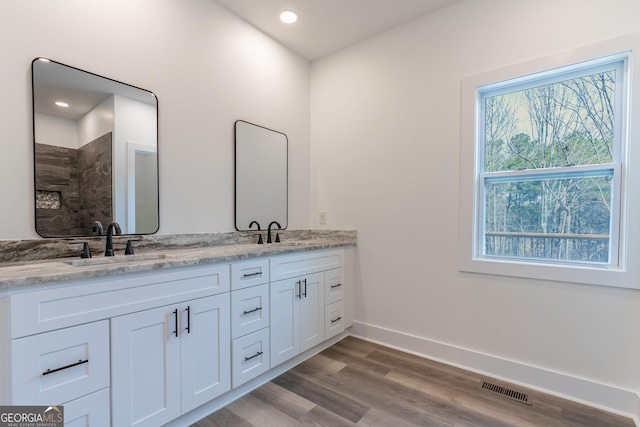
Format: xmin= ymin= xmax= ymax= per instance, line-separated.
xmin=0 ymin=232 xmax=356 ymax=427
xmin=13 ymin=56 xmax=352 ymax=427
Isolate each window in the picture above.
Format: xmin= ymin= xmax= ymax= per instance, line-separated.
xmin=459 ymin=41 xmax=640 ymax=289
xmin=478 ymin=57 xmax=625 ymax=266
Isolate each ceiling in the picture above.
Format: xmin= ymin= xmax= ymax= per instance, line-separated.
xmin=33 ymin=58 xmax=156 ymax=121
xmin=214 ymin=0 xmax=460 ymax=61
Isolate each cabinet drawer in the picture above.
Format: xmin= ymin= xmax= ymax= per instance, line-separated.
xmin=11 ymin=320 xmax=110 ymax=405
xmin=270 ymin=249 xmax=344 ymax=282
xmin=231 ymin=284 xmax=270 ymax=339
xmin=231 ymin=259 xmax=269 ymax=290
xmin=325 ymin=300 xmax=345 ymax=340
xmin=62 ymin=388 xmax=110 ymax=427
xmin=232 ymin=328 xmax=270 ymax=388
xmin=10 ymin=264 xmax=230 ymax=338
xmin=324 ymin=267 xmax=344 ymax=305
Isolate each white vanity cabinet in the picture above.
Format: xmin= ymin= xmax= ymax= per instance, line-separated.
xmin=2 ymin=245 xmax=352 ymax=427
xmin=269 ymin=250 xmax=344 ymax=367
xmin=7 ymin=263 xmax=230 ymax=427
xmin=111 ymin=293 xmax=230 ymax=427
xmin=230 ymin=259 xmax=270 ymax=388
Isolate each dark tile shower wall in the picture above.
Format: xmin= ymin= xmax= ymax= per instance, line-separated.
xmin=35 ymin=144 xmax=80 ymax=236
xmin=78 ymin=132 xmax=113 ymax=234
xmin=35 ymin=132 xmax=113 ymax=237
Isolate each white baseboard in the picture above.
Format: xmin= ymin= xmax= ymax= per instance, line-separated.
xmin=351 ymin=321 xmax=640 ymax=426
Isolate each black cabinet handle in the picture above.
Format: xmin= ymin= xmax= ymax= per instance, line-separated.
xmin=296 ymin=280 xmax=301 ymax=299
xmin=303 ymin=279 xmax=307 ymax=298
xmin=185 ymin=306 xmax=191 ymax=334
xmin=243 ymin=271 xmax=262 ymax=278
xmin=244 ymin=351 xmax=263 ymax=361
xmin=331 ymin=316 xmax=342 ymax=324
xmin=173 ymin=309 xmax=179 ymax=337
xmin=243 ymin=306 xmax=263 ymax=315
xmin=330 ymin=283 xmax=343 ymax=289
xmin=42 ymin=359 xmax=88 ymax=376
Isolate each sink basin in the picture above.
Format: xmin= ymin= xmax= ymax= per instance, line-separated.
xmin=276 ymin=241 xmax=323 ymax=247
xmin=63 ymin=253 xmax=171 ymax=267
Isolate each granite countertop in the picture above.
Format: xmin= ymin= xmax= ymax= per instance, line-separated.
xmin=0 ymin=230 xmax=356 ymax=291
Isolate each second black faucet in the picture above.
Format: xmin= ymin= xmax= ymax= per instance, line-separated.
xmin=267 ymin=221 xmax=281 ymax=244
xmin=105 ymin=221 xmax=122 ymax=256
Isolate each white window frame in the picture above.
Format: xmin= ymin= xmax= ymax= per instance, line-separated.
xmin=459 ymin=35 xmax=640 ymax=289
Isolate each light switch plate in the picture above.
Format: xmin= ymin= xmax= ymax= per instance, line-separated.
xmin=319 ymin=211 xmax=327 ymax=225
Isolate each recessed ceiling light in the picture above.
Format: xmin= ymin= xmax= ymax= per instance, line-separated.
xmin=55 ymin=101 xmax=69 ymax=108
xmin=279 ymin=10 xmax=298 ymax=24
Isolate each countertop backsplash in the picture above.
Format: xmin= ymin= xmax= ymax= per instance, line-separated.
xmin=0 ymin=229 xmax=356 ymax=264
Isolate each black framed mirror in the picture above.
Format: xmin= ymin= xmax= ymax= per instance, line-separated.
xmin=234 ymin=120 xmax=288 ymax=231
xmin=32 ymin=58 xmax=159 ymax=237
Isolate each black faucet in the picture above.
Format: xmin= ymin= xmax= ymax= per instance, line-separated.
xmin=105 ymin=221 xmax=122 ymax=256
xmin=249 ymin=221 xmax=263 ymax=244
xmin=267 ymin=221 xmax=281 ymax=244
xmin=91 ymin=220 xmax=104 ymax=236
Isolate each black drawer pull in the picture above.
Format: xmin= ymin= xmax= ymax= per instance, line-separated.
xmin=173 ymin=309 xmax=179 ymax=337
xmin=244 ymin=351 xmax=263 ymax=361
xmin=243 ymin=306 xmax=263 ymax=315
xmin=42 ymin=359 xmax=88 ymax=376
xmin=243 ymin=271 xmax=262 ymax=277
xmin=330 ymin=283 xmax=343 ymax=289
xmin=331 ymin=317 xmax=342 ymax=324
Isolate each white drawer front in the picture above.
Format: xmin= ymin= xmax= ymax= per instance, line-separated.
xmin=62 ymin=388 xmax=110 ymax=427
xmin=324 ymin=300 xmax=345 ymax=340
xmin=231 ymin=259 xmax=269 ymax=290
xmin=231 ymin=284 xmax=270 ymax=339
xmin=11 ymin=321 xmax=110 ymax=405
xmin=232 ymin=328 xmax=270 ymax=388
xmin=10 ymin=264 xmax=230 ymax=338
xmin=270 ymin=249 xmax=344 ymax=282
xmin=324 ymin=267 xmax=344 ymax=305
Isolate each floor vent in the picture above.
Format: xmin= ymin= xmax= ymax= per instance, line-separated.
xmin=481 ymin=381 xmax=532 ymax=405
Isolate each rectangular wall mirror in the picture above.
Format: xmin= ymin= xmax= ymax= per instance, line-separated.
xmin=235 ymin=120 xmax=288 ymax=231
xmin=32 ymin=58 xmax=159 ymax=237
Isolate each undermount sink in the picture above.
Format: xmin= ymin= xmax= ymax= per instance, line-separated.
xmin=63 ymin=253 xmax=171 ymax=267
xmin=277 ymin=241 xmax=322 ymax=247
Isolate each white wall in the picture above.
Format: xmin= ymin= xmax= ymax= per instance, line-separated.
xmin=34 ymin=113 xmax=79 ymax=148
xmin=77 ymin=95 xmax=114 ymax=147
xmin=311 ymin=0 xmax=640 ymax=417
xmin=0 ymin=0 xmax=310 ymax=239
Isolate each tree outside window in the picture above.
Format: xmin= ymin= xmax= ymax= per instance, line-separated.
xmin=477 ymin=58 xmax=625 ymax=265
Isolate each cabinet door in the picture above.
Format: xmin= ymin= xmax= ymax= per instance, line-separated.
xmin=299 ymin=272 xmax=325 ymax=352
xmin=111 ymin=305 xmax=181 ymax=427
xmin=180 ymin=294 xmax=231 ymax=413
xmin=270 ymin=278 xmax=300 ymax=367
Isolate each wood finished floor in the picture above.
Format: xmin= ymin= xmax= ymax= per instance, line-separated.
xmin=192 ymin=337 xmax=634 ymax=427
